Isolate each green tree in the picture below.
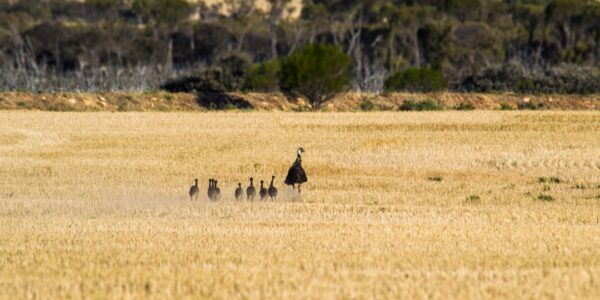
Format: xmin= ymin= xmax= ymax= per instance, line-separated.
xmin=243 ymin=59 xmax=281 ymax=92
xmin=280 ymin=44 xmax=351 ymax=108
xmin=384 ymin=67 xmax=448 ymax=92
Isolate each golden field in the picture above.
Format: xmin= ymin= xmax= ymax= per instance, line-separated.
xmin=1 ymin=111 xmax=600 ymax=299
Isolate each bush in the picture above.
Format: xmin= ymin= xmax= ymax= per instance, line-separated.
xmin=359 ymin=100 xmax=375 ymax=111
xmin=518 ymin=101 xmax=545 ymax=110
xmin=280 ymin=44 xmax=352 ymax=108
xmin=161 ymin=52 xmax=251 ymax=93
xmin=499 ymin=103 xmax=512 ymax=110
xmin=243 ymin=60 xmax=281 ymax=92
xmin=454 ymin=102 xmax=475 ymax=110
xmin=399 ymin=99 xmax=444 ymax=111
xmin=459 ymin=63 xmax=600 ymax=94
xmin=384 ymin=68 xmax=448 ymax=92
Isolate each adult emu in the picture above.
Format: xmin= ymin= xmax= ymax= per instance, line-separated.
xmin=285 ymin=147 xmax=307 ymax=193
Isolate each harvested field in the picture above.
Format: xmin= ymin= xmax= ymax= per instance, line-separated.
xmin=1 ymin=111 xmax=600 ymax=298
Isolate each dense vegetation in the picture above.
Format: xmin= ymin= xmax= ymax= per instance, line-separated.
xmin=0 ymin=0 xmax=599 ymax=95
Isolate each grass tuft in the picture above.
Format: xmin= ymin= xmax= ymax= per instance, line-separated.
xmin=428 ymin=176 xmax=443 ymax=182
xmin=466 ymin=195 xmax=481 ymax=203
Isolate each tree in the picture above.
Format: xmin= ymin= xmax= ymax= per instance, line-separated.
xmin=280 ymin=44 xmax=351 ymax=108
xmin=384 ymin=67 xmax=448 ymax=92
xmin=132 ymin=0 xmax=192 ymax=68
xmin=243 ymin=59 xmax=280 ymax=92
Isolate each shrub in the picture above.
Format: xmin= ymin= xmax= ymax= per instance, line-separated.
xmin=161 ymin=52 xmax=251 ymax=93
xmin=499 ymin=103 xmax=512 ymax=110
xmin=454 ymin=102 xmax=475 ymax=110
xmin=384 ymin=68 xmax=448 ymax=92
xmin=518 ymin=101 xmax=544 ymax=110
xmin=458 ymin=63 xmax=600 ymax=94
xmin=399 ymin=99 xmax=444 ymax=111
xmin=537 ymin=194 xmax=554 ymax=202
xmin=359 ymin=100 xmax=375 ymax=111
xmin=280 ymin=44 xmax=351 ymax=108
xmin=243 ymin=60 xmax=280 ymax=92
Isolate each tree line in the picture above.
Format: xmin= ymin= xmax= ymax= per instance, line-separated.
xmin=0 ymin=0 xmax=598 ymax=96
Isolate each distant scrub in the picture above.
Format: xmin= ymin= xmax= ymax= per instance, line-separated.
xmin=385 ymin=68 xmax=448 ymax=93
xmin=454 ymin=102 xmax=475 ymax=110
xmin=162 ymin=53 xmax=251 ymax=94
xmin=359 ymin=100 xmax=375 ymax=111
xmin=400 ymin=99 xmax=444 ymax=111
xmin=243 ymin=60 xmax=281 ymax=93
xmin=460 ymin=63 xmax=600 ymax=94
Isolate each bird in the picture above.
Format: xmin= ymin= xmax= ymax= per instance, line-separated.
xmin=235 ymin=183 xmax=243 ymax=201
xmin=207 ymin=179 xmax=215 ymax=200
xmin=268 ymin=175 xmax=278 ymax=201
xmin=213 ymin=180 xmax=222 ymax=201
xmin=189 ymin=178 xmax=199 ymax=201
xmin=259 ymin=180 xmax=268 ymax=201
xmin=285 ymin=147 xmax=308 ymax=193
xmin=246 ymin=177 xmax=256 ymax=201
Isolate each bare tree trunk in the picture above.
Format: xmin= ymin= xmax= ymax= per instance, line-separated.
xmin=166 ymin=38 xmax=173 ymax=72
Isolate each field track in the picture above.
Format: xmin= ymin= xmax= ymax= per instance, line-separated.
xmin=1 ymin=111 xmax=600 ymax=299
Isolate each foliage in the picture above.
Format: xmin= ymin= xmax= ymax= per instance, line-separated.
xmin=461 ymin=63 xmax=600 ymax=94
xmin=454 ymin=102 xmax=475 ymax=110
xmin=132 ymin=0 xmax=191 ymax=25
xmin=499 ymin=103 xmax=513 ymax=110
xmin=359 ymin=100 xmax=375 ymax=111
xmin=243 ymin=60 xmax=281 ymax=92
xmin=280 ymin=44 xmax=351 ymax=108
xmin=0 ymin=0 xmax=599 ymax=92
xmin=161 ymin=52 xmax=251 ymax=93
xmin=399 ymin=99 xmax=444 ymax=111
xmin=384 ymin=68 xmax=448 ymax=92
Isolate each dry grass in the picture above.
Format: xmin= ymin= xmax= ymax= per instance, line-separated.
xmin=1 ymin=111 xmax=600 ymax=299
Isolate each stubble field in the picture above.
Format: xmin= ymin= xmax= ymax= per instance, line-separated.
xmin=1 ymin=111 xmax=600 ymax=299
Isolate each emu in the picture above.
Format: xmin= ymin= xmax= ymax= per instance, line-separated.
xmin=259 ymin=180 xmax=268 ymax=201
xmin=189 ymin=178 xmax=199 ymax=201
xmin=268 ymin=176 xmax=278 ymax=201
xmin=213 ymin=180 xmax=222 ymax=201
xmin=246 ymin=177 xmax=256 ymax=201
xmin=207 ymin=179 xmax=215 ymax=200
xmin=285 ymin=147 xmax=308 ymax=193
xmin=235 ymin=183 xmax=243 ymax=201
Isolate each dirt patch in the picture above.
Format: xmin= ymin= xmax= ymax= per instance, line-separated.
xmin=0 ymin=91 xmax=598 ymax=111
